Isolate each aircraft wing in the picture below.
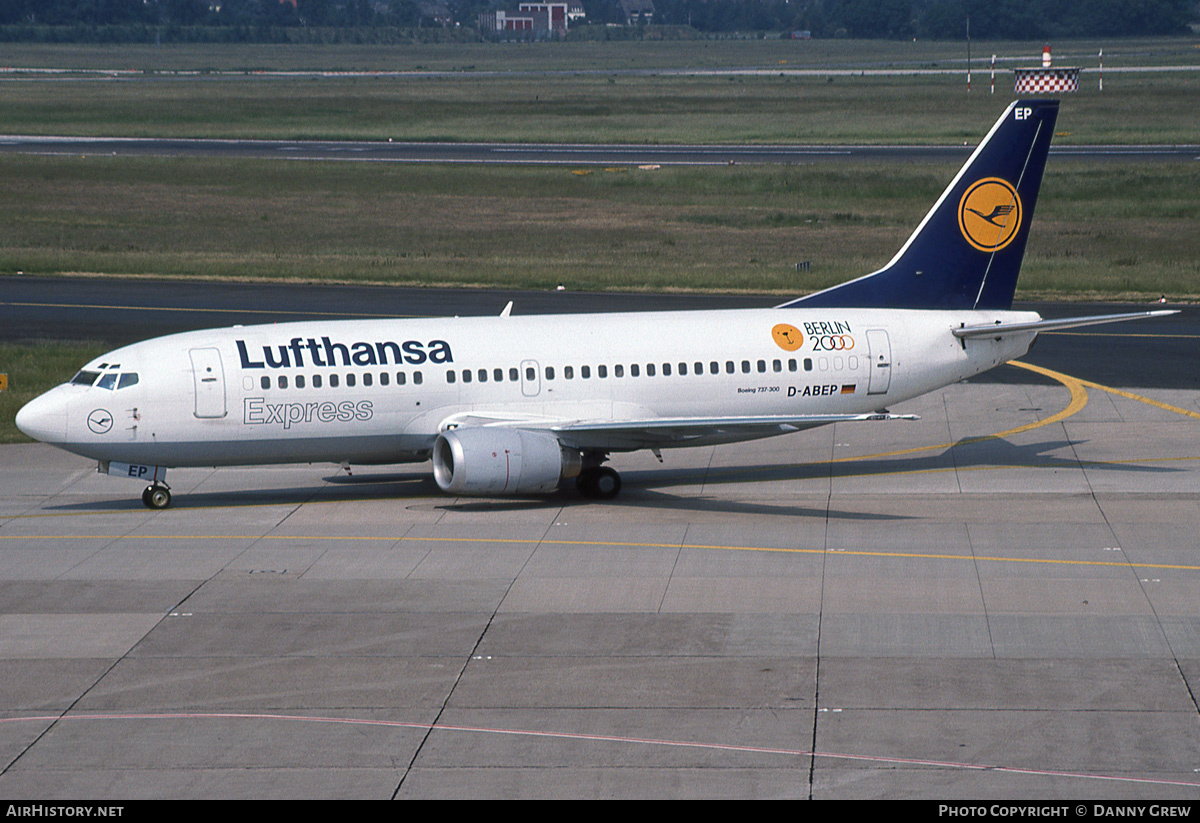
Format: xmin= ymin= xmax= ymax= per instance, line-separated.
xmin=953 ymin=310 xmax=1177 ymax=339
xmin=549 ymin=413 xmax=918 ymax=451
xmin=439 ymin=410 xmax=917 ymax=452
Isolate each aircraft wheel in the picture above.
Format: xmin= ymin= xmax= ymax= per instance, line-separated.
xmin=576 ymin=466 xmax=621 ymax=500
xmin=592 ymin=467 xmax=621 ymax=499
xmin=143 ymin=485 xmax=172 ymax=510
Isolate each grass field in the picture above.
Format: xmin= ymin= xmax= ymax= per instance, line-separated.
xmin=1 ymin=38 xmax=1195 ymax=300
xmin=1 ymin=38 xmax=1198 ymax=143
xmin=0 ymin=342 xmax=110 ymax=444
xmin=2 ymin=71 xmax=1197 ymax=144
xmin=2 ymin=154 xmax=1196 ymax=297
xmin=2 ymin=37 xmax=1197 ymax=72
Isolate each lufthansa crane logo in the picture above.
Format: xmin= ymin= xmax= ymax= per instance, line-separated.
xmin=958 ymin=177 xmax=1022 ymax=253
xmin=772 ymin=323 xmax=804 ymax=351
xmin=87 ymin=409 xmax=113 ymax=435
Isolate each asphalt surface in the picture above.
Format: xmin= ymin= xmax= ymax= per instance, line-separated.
xmin=4 ymin=281 xmax=1200 ymax=800
xmin=2 ymin=135 xmax=1197 ymax=166
xmin=3 ymin=367 xmax=1199 ymax=798
xmin=3 ymin=275 xmax=1195 ymax=389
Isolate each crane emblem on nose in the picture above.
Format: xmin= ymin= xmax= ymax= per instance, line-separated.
xmin=87 ymin=409 xmax=113 ymax=435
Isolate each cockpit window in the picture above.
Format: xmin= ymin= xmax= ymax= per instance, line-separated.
xmin=72 ymin=370 xmax=139 ymax=390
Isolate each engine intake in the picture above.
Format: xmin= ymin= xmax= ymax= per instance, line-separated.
xmin=432 ymin=428 xmax=581 ymax=495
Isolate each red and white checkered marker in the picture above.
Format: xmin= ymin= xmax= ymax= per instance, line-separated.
xmin=1013 ymin=68 xmax=1079 ymax=94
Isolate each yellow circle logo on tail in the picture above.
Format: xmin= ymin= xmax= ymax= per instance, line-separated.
xmin=772 ymin=323 xmax=804 ymax=351
xmin=958 ymin=177 xmax=1022 ymax=252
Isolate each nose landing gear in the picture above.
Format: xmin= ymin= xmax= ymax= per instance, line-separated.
xmin=141 ymin=483 xmax=172 ymax=510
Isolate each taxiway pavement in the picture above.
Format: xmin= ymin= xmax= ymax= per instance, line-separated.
xmin=2 ymin=365 xmax=1199 ymax=798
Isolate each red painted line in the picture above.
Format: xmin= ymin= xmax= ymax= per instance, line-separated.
xmin=5 ymin=711 xmax=1199 ymax=789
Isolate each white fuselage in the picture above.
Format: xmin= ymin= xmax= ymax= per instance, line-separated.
xmin=18 ymin=306 xmax=1038 ymax=469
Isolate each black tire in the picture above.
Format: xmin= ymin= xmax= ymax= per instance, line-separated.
xmin=577 ymin=467 xmax=621 ymax=500
xmin=575 ymin=470 xmax=597 ymax=497
xmin=592 ymin=467 xmax=621 ymax=499
xmin=143 ymin=485 xmax=172 ymax=510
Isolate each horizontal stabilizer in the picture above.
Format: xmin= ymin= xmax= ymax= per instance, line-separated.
xmin=952 ymin=310 xmax=1178 ymax=339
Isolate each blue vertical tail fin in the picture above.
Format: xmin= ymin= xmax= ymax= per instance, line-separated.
xmin=779 ymin=100 xmax=1059 ymax=311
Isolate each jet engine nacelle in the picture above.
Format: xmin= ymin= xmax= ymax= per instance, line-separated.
xmin=432 ymin=427 xmax=582 ymax=495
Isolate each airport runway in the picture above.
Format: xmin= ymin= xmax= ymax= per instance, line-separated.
xmin=2 ymin=280 xmax=1200 ymax=798
xmin=1 ymin=135 xmax=1197 ymax=166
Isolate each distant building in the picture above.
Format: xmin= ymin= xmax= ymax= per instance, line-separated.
xmin=480 ymin=2 xmax=570 ymax=36
xmin=617 ymin=0 xmax=654 ymax=25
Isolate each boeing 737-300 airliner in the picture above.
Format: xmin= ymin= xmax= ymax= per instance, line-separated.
xmin=16 ymin=100 xmax=1173 ymax=508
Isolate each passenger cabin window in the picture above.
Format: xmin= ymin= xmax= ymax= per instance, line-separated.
xmin=509 ymin=368 xmax=519 ymax=382
xmin=564 ymin=366 xmax=574 ymax=379
xmin=330 ymin=374 xmax=340 ymax=388
xmin=494 ymin=368 xmax=503 ymax=382
xmin=597 ymin=365 xmax=608 ymax=379
xmin=346 ymin=374 xmax=356 ymax=387
xmin=261 ymin=376 xmax=270 ymax=390
xmin=278 ymin=375 xmax=288 ymax=389
xmin=380 ymin=372 xmax=389 ymax=386
xmin=447 ymin=371 xmax=456 ymax=384
xmin=296 ymin=375 xmax=306 ymax=389
xmin=397 ymin=372 xmax=406 ymax=385
xmin=363 ymin=373 xmax=373 ymax=387
xmin=581 ymin=366 xmax=591 ymax=379
xmin=545 ymin=366 xmax=555 ymax=380
xmin=414 ymin=372 xmax=423 ymax=385
xmin=614 ymin=365 xmax=623 ymax=378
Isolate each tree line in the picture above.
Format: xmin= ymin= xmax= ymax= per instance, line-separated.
xmin=0 ymin=0 xmax=1194 ymax=39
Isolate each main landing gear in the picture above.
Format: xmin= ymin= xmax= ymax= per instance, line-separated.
xmin=141 ymin=483 xmax=172 ymax=510
xmin=576 ymin=465 xmax=621 ymax=500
